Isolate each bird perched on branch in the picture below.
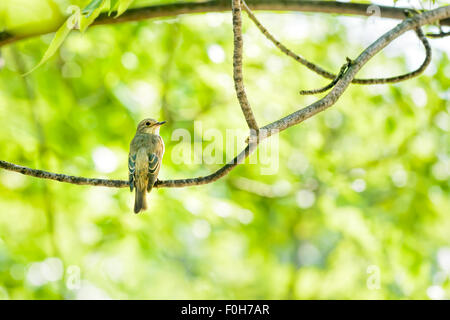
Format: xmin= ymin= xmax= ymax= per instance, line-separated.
xmin=128 ymin=118 xmax=165 ymax=213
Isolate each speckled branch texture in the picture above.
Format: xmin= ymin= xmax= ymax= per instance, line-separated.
xmin=1 ymin=5 xmax=449 ymax=188
xmin=0 ymin=144 xmax=258 ymax=188
xmin=232 ymin=0 xmax=259 ymax=131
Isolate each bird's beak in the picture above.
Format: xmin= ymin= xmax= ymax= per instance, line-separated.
xmin=157 ymin=121 xmax=166 ymax=126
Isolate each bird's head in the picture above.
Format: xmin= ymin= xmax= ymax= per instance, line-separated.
xmin=136 ymin=118 xmax=166 ymax=134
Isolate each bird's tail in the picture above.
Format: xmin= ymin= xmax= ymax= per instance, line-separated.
xmin=134 ymin=148 xmax=149 ymax=214
xmin=134 ymin=188 xmax=147 ymax=214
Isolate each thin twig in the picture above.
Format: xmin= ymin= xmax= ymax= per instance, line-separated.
xmin=232 ymin=0 xmax=259 ymax=131
xmin=352 ymin=27 xmax=431 ymax=84
xmin=426 ymin=30 xmax=450 ymax=38
xmin=243 ymin=1 xmax=433 ymax=85
xmin=425 ymin=22 xmax=450 ymax=38
xmin=299 ymin=58 xmax=352 ymax=95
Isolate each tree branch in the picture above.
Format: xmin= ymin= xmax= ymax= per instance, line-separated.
xmin=232 ymin=0 xmax=259 ymax=131
xmin=0 ymin=143 xmax=258 ymax=188
xmin=243 ymin=2 xmax=433 ymax=86
xmin=0 ymin=160 xmax=128 ymax=188
xmin=261 ymin=6 xmax=450 ymax=135
xmin=350 ymin=27 xmax=431 ymax=84
xmin=1 ymin=1 xmax=449 ymax=47
xmin=1 ymin=6 xmax=449 ymax=189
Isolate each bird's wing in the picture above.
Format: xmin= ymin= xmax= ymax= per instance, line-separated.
xmin=147 ymin=136 xmax=164 ymax=191
xmin=128 ymin=152 xmax=137 ymax=192
xmin=146 ymin=153 xmax=160 ymax=192
xmin=148 ymin=153 xmax=160 ymax=174
xmin=149 ymin=135 xmax=164 ymax=174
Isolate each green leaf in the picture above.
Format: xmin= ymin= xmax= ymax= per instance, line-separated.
xmin=23 ymin=17 xmax=74 ymax=76
xmin=109 ymin=0 xmax=120 ymax=15
xmin=23 ymin=0 xmax=109 ymax=75
xmin=79 ymin=0 xmax=108 ymax=32
xmin=82 ymin=0 xmax=104 ymax=17
xmin=115 ymin=0 xmax=134 ymax=18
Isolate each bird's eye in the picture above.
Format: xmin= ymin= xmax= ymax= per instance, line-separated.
xmin=146 ymin=122 xmax=150 ymax=126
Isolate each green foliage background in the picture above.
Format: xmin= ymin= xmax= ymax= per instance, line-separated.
xmin=0 ymin=0 xmax=449 ymax=299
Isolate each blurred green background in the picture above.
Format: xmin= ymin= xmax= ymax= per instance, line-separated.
xmin=0 ymin=0 xmax=449 ymax=299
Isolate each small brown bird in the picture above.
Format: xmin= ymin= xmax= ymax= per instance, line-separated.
xmin=128 ymin=118 xmax=165 ymax=213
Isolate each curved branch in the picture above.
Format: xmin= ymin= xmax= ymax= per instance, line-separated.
xmin=0 ymin=143 xmax=258 ymax=188
xmin=261 ymin=6 xmax=450 ymax=136
xmin=298 ymin=27 xmax=431 ymax=94
xmin=155 ymin=142 xmax=257 ymax=187
xmin=351 ymin=27 xmax=431 ymax=84
xmin=1 ymin=6 xmax=449 ymax=189
xmin=243 ymin=2 xmax=433 ymax=85
xmin=1 ymin=1 xmax=449 ymax=47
